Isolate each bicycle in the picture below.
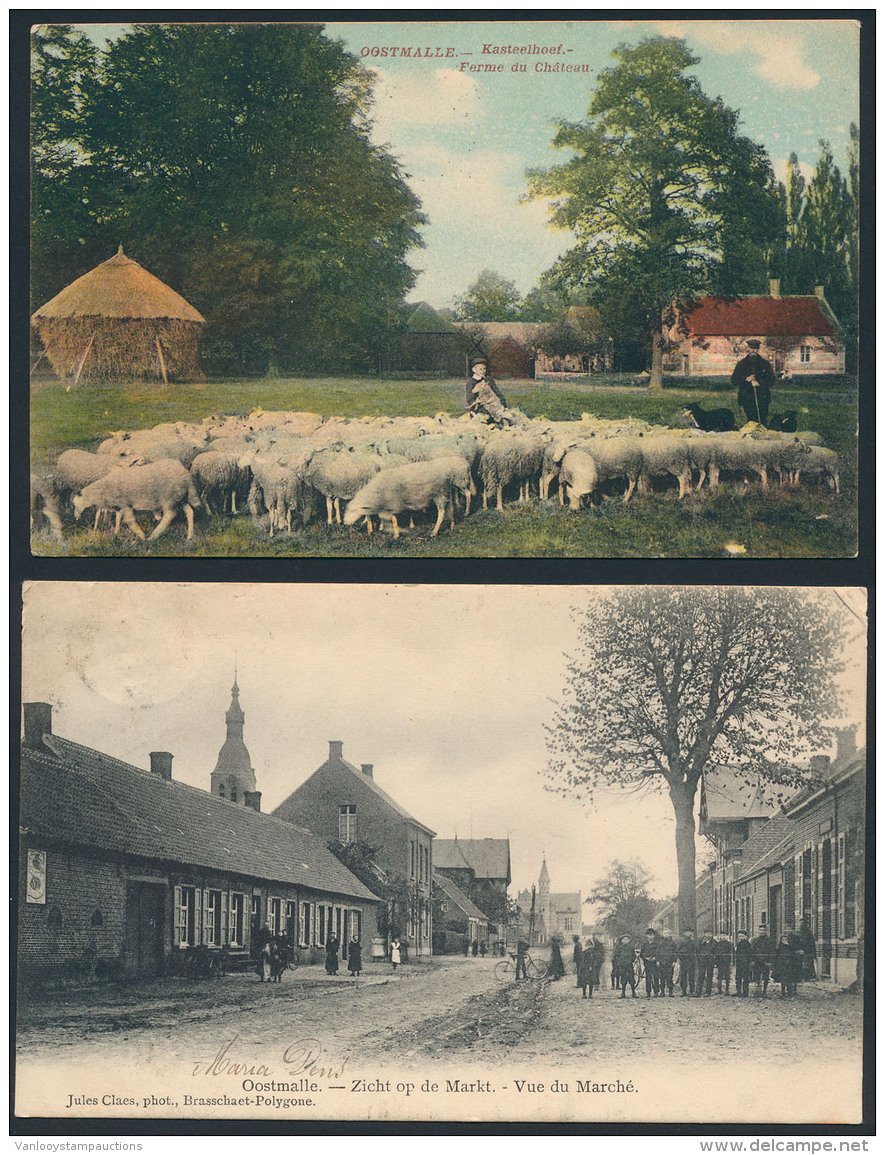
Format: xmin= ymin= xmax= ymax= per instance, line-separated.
xmin=495 ymin=951 xmax=548 ymax=982
xmin=277 ymin=944 xmax=300 ymax=972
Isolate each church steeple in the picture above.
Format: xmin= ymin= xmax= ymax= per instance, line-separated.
xmin=210 ymin=673 xmax=257 ymax=804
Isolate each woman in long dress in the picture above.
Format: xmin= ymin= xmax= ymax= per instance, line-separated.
xmin=548 ymin=936 xmax=566 ymax=980
xmin=390 ymin=938 xmax=401 ymax=971
xmin=325 ymin=935 xmax=340 ymax=975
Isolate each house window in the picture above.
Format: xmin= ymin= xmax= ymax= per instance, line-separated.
xmin=251 ymin=895 xmax=261 ymax=947
xmin=285 ymin=901 xmax=297 ymax=947
xmin=206 ymin=890 xmax=223 ymax=947
xmin=230 ymin=893 xmax=245 ymax=947
xmin=836 ymin=833 xmax=846 ymax=939
xmin=219 ymin=783 xmax=226 ymax=798
xmin=410 ymin=840 xmax=416 ymax=879
xmin=175 ymin=886 xmax=197 ymax=947
xmin=268 ymin=897 xmax=282 ymax=937
xmin=338 ymin=804 xmax=357 ymax=843
xmin=564 ymin=916 xmax=574 ymax=932
xmin=800 ymin=345 xmax=812 ymax=363
xmin=300 ymin=901 xmax=313 ymax=947
xmin=230 ymin=787 xmax=238 ymax=803
xmin=318 ymin=904 xmax=327 ymax=946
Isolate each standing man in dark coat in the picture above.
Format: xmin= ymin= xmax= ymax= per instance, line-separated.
xmin=795 ymin=920 xmax=818 ymax=980
xmin=572 ymin=935 xmax=583 ymax=987
xmin=714 ymin=934 xmax=734 ymax=994
xmin=734 ymin=930 xmax=752 ymax=997
xmin=731 ymin=339 xmax=775 ymax=426
xmin=640 ymin=928 xmax=661 ymax=998
xmin=657 ymin=928 xmax=678 ymax=997
xmin=579 ymin=935 xmax=605 ymax=998
xmin=678 ymin=929 xmax=698 ymax=997
xmin=696 ymin=930 xmax=716 ymax=996
xmin=751 ymin=928 xmax=774 ymax=997
xmin=612 ymin=935 xmax=637 ymax=998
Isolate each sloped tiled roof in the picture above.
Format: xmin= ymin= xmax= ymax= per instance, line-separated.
xmin=680 ymin=296 xmax=838 ymax=338
xmin=733 ymin=814 xmax=794 ymax=881
xmin=434 ymin=838 xmax=510 ymax=882
xmin=550 ymin=892 xmax=581 ymax=913
xmin=458 ymin=322 xmax=548 ymax=347
xmin=701 ymin=770 xmax=781 ymax=823
xmin=275 ymin=748 xmax=435 ymax=837
xmin=23 ymin=736 xmax=378 ymax=902
xmin=433 ymin=870 xmax=488 ymax=922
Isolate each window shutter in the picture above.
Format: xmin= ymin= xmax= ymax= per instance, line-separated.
xmin=194 ymin=888 xmax=203 ymax=946
xmin=174 ymin=885 xmax=183 ymax=946
xmin=228 ymin=891 xmax=236 ymax=945
xmin=221 ymin=891 xmax=229 ymax=947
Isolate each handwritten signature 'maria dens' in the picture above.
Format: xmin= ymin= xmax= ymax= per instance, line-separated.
xmin=192 ymin=1035 xmax=348 ymax=1081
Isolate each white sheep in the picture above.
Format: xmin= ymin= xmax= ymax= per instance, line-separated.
xmin=557 ymin=448 xmax=599 ymax=511
xmin=581 ymin=435 xmax=643 ymax=503
xmin=476 ymin=430 xmax=548 ymax=511
xmin=190 ymin=450 xmax=252 ymax=516
xmin=305 ymin=447 xmax=383 ymax=525
xmin=637 ymin=436 xmax=693 ymax=498
xmin=343 ymin=456 xmax=476 ymax=538
xmin=72 ymin=460 xmax=201 ymax=541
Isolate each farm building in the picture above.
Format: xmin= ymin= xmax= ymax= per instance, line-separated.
xmin=664 ymin=282 xmax=845 ymax=377
xmin=432 ymin=870 xmax=490 ymax=951
xmin=31 ymin=245 xmax=205 ymax=386
xmin=459 ymin=322 xmax=545 ymax=379
xmin=389 ymin=301 xmax=470 ymax=376
xmin=18 ymin=702 xmax=379 ymax=985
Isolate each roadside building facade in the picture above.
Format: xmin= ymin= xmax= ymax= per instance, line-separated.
xmin=273 ymin=741 xmax=436 ymax=956
xmin=18 ymin=703 xmax=379 ymax=985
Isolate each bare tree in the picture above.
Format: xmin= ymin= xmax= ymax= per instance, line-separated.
xmin=546 ymin=588 xmax=850 ymax=933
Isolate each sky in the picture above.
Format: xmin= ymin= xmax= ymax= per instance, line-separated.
xmin=69 ymin=18 xmax=861 ymax=310
xmin=21 ymin=583 xmax=866 ymax=909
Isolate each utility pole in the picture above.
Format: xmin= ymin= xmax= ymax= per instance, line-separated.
xmin=529 ymin=885 xmax=536 ymax=945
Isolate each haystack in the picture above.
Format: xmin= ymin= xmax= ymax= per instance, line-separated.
xmin=31 ymin=246 xmax=205 ymax=385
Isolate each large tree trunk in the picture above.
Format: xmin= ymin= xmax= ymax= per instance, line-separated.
xmin=671 ymin=783 xmax=698 ymax=933
xmin=648 ymin=330 xmax=664 ymax=391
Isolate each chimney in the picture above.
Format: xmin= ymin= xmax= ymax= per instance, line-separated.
xmin=769 ymin=279 xmax=781 ymax=299
xmin=835 ymin=726 xmax=857 ymax=764
xmin=814 ymin=285 xmax=825 ymax=300
xmin=149 ymin=751 xmax=173 ymax=780
xmin=244 ymin=790 xmax=262 ymax=812
xmin=810 ymin=753 xmax=831 ymax=775
xmin=329 ymin=740 xmax=344 ymax=760
xmin=361 ymin=763 xmax=374 ymax=779
xmin=23 ymin=702 xmax=53 ymax=749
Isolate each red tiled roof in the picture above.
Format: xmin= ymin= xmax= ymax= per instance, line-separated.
xmin=681 ymin=296 xmax=838 ymax=338
xmin=23 ymin=736 xmax=379 ymax=902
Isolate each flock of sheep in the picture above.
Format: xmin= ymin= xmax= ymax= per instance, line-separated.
xmin=30 ymin=407 xmax=841 ymax=544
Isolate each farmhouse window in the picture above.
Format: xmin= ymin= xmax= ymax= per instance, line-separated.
xmin=229 ymin=892 xmax=245 ymax=947
xmin=564 ymin=916 xmax=574 ymax=932
xmin=174 ymin=885 xmax=197 ymax=947
xmin=205 ymin=889 xmax=224 ymax=947
xmin=268 ymin=897 xmax=282 ymax=937
xmin=338 ymin=804 xmax=357 ymax=842
xmin=318 ymin=904 xmax=327 ymax=946
xmin=800 ymin=345 xmax=812 ymax=363
xmin=285 ymin=901 xmax=297 ymax=947
xmin=300 ymin=901 xmax=313 ymax=947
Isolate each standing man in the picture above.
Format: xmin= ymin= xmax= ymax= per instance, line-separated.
xmin=515 ymin=935 xmax=530 ymax=980
xmin=751 ymin=927 xmax=774 ymax=997
xmin=734 ymin=930 xmax=752 ymax=997
xmin=657 ymin=928 xmax=678 ymax=997
xmin=731 ymin=338 xmax=775 ymax=426
xmin=696 ymin=930 xmax=716 ymax=997
xmin=714 ymin=933 xmax=734 ymax=995
xmin=678 ymin=928 xmax=698 ymax=997
xmin=572 ymin=935 xmax=583 ymax=988
xmin=640 ymin=928 xmax=661 ymax=998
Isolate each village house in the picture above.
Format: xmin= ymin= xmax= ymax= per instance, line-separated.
xmin=432 ymin=870 xmax=490 ymax=952
xmin=657 ymin=731 xmax=864 ymax=988
xmin=664 ymin=281 xmax=845 ymax=377
xmin=272 ymin=742 xmax=435 ymax=957
xmin=434 ymin=836 xmax=512 ymax=940
xmin=18 ymin=702 xmax=380 ymax=985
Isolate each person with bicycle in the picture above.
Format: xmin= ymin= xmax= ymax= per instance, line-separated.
xmin=515 ymin=936 xmax=530 ymax=980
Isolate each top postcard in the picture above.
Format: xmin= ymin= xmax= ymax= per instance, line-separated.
xmin=28 ymin=18 xmax=862 ymax=558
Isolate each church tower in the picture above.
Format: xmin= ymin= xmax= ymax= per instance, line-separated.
xmin=538 ymin=857 xmax=551 ymax=941
xmin=210 ymin=674 xmax=259 ymax=808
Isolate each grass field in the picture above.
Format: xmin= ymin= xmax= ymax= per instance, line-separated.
xmin=30 ymin=374 xmax=858 ymax=558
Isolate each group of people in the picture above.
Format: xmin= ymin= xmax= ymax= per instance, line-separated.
xmin=253 ymin=924 xmax=364 ymax=981
xmin=590 ymin=923 xmax=817 ymax=1001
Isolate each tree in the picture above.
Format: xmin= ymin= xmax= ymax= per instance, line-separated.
xmin=31 ymin=23 xmax=425 ymax=373
xmin=585 ymin=859 xmax=662 ymax=940
xmin=454 ymin=268 xmax=522 ymax=321
xmin=546 ymin=588 xmax=850 ymax=934
xmin=525 ymin=37 xmax=781 ymax=388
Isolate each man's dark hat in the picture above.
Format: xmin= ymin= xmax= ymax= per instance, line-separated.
xmin=746 ymin=339 xmax=762 ymax=348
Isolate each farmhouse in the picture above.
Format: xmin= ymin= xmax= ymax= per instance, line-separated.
xmin=434 ymin=836 xmax=511 ymax=938
xmin=31 ymin=245 xmax=205 ymax=386
xmin=18 ymin=702 xmax=380 ymax=985
xmin=664 ymin=282 xmax=845 ymax=377
xmin=432 ymin=870 xmax=490 ymax=950
xmin=273 ymin=742 xmax=436 ymax=957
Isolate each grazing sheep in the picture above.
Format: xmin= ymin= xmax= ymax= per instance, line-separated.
xmin=796 ymin=446 xmax=840 ymax=493
xmin=676 ymin=402 xmax=737 ymax=432
xmin=246 ymin=458 xmax=311 ymax=536
xmin=476 ymin=430 xmax=548 ymax=511
xmin=305 ymin=447 xmax=383 ymax=525
xmin=343 ymin=456 xmax=476 ymax=538
xmin=582 ymin=435 xmax=643 ymax=503
xmin=190 ymin=450 xmax=252 ymax=516
xmin=557 ymin=448 xmax=599 ymax=511
xmin=30 ymin=471 xmax=65 ymax=540
xmin=638 ymin=436 xmax=693 ymax=498
xmin=72 ymin=460 xmax=201 ymax=541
